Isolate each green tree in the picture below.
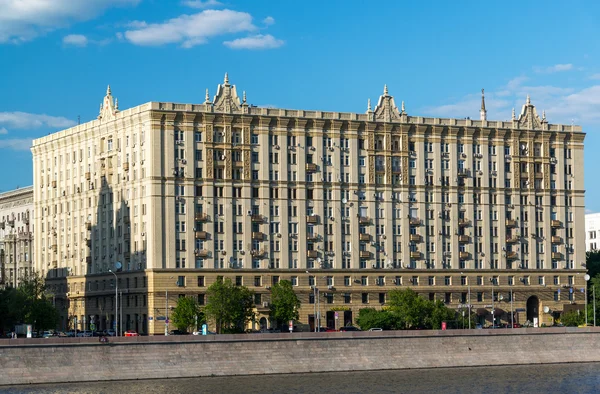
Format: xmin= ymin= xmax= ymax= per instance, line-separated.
xmin=387 ymin=288 xmax=431 ymax=329
xmin=172 ymin=296 xmax=204 ymax=333
xmin=356 ymin=308 xmax=396 ymax=330
xmin=269 ymin=280 xmax=300 ymax=329
xmin=204 ymin=278 xmax=255 ymax=334
xmin=427 ymin=300 xmax=457 ymax=329
xmin=560 ymin=310 xmax=585 ymax=327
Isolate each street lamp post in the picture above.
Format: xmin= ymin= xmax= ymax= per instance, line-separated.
xmin=460 ymin=272 xmax=471 ymax=329
xmin=165 ymin=276 xmax=174 ymax=336
xmin=510 ymin=289 xmax=514 ymax=328
xmin=584 ymin=274 xmax=590 ymax=327
xmin=594 ymin=285 xmax=597 ymax=327
xmin=490 ymin=278 xmax=496 ymax=327
xmin=108 ymin=269 xmax=118 ymax=337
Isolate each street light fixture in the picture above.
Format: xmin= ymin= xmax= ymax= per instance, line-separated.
xmin=461 ymin=272 xmax=471 ymax=329
xmin=108 ymin=269 xmax=118 ymax=337
xmin=165 ymin=276 xmax=175 ymax=336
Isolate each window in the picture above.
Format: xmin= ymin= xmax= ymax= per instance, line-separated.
xmin=177 ymin=276 xmax=185 ymax=287
xmin=361 ymin=293 xmax=369 ymax=304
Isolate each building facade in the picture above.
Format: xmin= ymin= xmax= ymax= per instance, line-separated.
xmin=0 ymin=186 xmax=34 ymax=289
xmin=585 ymin=213 xmax=600 ymax=252
xmin=32 ymin=75 xmax=586 ymax=333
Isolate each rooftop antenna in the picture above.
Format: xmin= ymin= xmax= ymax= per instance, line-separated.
xmin=78 ymin=115 xmax=81 ymax=125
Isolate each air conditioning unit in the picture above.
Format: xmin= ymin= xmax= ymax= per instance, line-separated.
xmin=354 ymin=279 xmax=361 ymax=284
xmin=274 ymin=145 xmax=280 ymax=150
xmin=262 ymin=302 xmax=269 ymax=308
xmin=181 ymin=159 xmax=187 ymax=164
xmin=372 ymin=264 xmax=376 ymax=268
xmin=328 ymin=285 xmax=334 ymax=290
xmin=141 ymin=232 xmax=145 ymax=236
xmin=247 ymin=210 xmax=252 ymax=215
xmin=221 ymin=250 xmax=227 ymax=255
xmin=329 ymin=216 xmax=334 ymax=221
xmin=265 ymin=286 xmax=271 ymax=290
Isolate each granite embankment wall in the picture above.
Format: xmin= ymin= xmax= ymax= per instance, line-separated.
xmin=2 ymin=327 xmax=600 ymax=386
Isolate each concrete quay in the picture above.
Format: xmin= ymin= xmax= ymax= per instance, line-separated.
xmin=1 ymin=327 xmax=599 ymax=386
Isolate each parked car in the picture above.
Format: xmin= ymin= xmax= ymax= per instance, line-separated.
xmin=41 ymin=331 xmax=53 ymax=338
xmin=512 ymin=323 xmax=522 ymax=328
xmin=124 ymin=330 xmax=139 ymax=337
xmin=169 ymin=330 xmax=188 ymax=335
xmin=368 ymin=328 xmax=383 ymax=332
xmin=103 ymin=329 xmax=116 ymax=337
xmin=193 ymin=330 xmax=217 ymax=335
xmin=76 ymin=331 xmax=93 ymax=337
xmin=339 ymin=326 xmax=361 ymax=332
xmin=316 ymin=327 xmax=336 ymax=332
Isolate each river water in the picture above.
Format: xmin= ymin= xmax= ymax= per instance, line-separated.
xmin=2 ymin=362 xmax=600 ymax=394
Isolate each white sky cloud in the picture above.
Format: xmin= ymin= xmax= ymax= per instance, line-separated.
xmin=0 ymin=138 xmax=33 ymax=151
xmin=0 ymin=112 xmax=76 ymax=129
xmin=223 ymin=34 xmax=284 ymax=50
xmin=0 ymin=0 xmax=140 ymax=43
xmin=589 ymin=73 xmax=600 ymax=80
xmin=124 ymin=9 xmax=256 ymax=47
xmin=182 ymin=0 xmax=223 ymax=8
xmin=533 ymin=63 xmax=574 ymax=74
xmin=0 ymin=127 xmax=7 ymax=135
xmin=62 ymin=34 xmax=88 ymax=47
xmin=263 ymin=16 xmax=275 ymax=26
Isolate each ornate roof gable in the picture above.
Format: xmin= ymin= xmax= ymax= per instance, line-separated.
xmin=372 ymin=85 xmax=402 ymax=122
xmin=517 ymin=95 xmax=547 ymax=130
xmin=98 ymin=85 xmax=119 ymax=121
xmin=212 ymin=73 xmax=244 ymax=114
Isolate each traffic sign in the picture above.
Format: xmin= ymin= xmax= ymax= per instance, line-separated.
xmin=334 ymin=312 xmax=339 ymax=320
xmin=90 ymin=323 xmax=96 ymax=331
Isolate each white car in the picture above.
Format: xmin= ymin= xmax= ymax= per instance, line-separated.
xmin=368 ymin=328 xmax=383 ymax=332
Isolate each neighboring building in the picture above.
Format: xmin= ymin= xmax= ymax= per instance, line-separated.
xmin=0 ymin=186 xmax=34 ymax=289
xmin=585 ymin=213 xmax=600 ymax=252
xmin=32 ymin=75 xmax=586 ymax=333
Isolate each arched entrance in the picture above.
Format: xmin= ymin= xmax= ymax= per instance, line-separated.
xmin=259 ymin=317 xmax=268 ymax=331
xmin=526 ymin=296 xmax=540 ymax=327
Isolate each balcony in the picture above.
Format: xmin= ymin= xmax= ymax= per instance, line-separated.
xmin=307 ymin=233 xmax=320 ymax=241
xmin=458 ymin=218 xmax=471 ymax=227
xmin=359 ymin=216 xmax=371 ymax=225
xmin=410 ymin=251 xmax=422 ymax=260
xmin=195 ymin=249 xmax=210 ymax=258
xmin=23 ymin=215 xmax=29 ymax=225
xmin=535 ymin=172 xmax=544 ymax=179
xmin=86 ymin=239 xmax=92 ymax=247
xmin=457 ymin=168 xmax=470 ymax=177
xmin=195 ymin=213 xmax=210 ymax=222
xmin=251 ymin=215 xmax=264 ymax=223
xmin=124 ymin=233 xmax=131 ymax=241
xmin=458 ymin=235 xmax=470 ymax=243
xmin=251 ymin=249 xmax=267 ymax=258
xmin=52 ymin=260 xmax=57 ymax=268
xmin=124 ymin=216 xmax=130 ymax=224
xmin=51 ymin=244 xmax=57 ymax=252
xmin=505 ymin=219 xmax=517 ymax=228
xmin=306 ymin=163 xmax=318 ymax=172
xmin=409 ymin=217 xmax=421 ymax=226
xmin=7 ymin=219 xmax=14 ymax=227
xmin=123 ymin=162 xmax=130 ymax=171
xmin=85 ymin=256 xmax=91 ymax=264
xmin=85 ymin=172 xmax=91 ymax=180
xmin=195 ymin=231 xmax=209 ymax=240
xmin=252 ymin=232 xmax=265 ymax=240
xmin=552 ymin=252 xmax=564 ymax=260
xmin=52 ymin=180 xmax=57 ymax=188
xmin=85 ymin=221 xmax=92 ymax=230
xmin=551 ymin=236 xmax=563 ymax=244
xmin=307 ymin=215 xmax=319 ymax=224
xmin=124 ymin=252 xmax=131 ymax=260
xmin=410 ymin=234 xmax=423 ymax=242
xmin=520 ymin=171 xmax=529 ymax=179
xmin=359 ymin=251 xmax=373 ymax=259
xmin=506 ymin=236 xmax=519 ymax=244
xmin=459 ymin=251 xmax=471 ymax=260
xmin=359 ymin=233 xmax=371 ymax=242
xmin=551 ymin=220 xmax=562 ymax=228
xmin=307 ymin=250 xmax=318 ymax=258
xmin=506 ymin=251 xmax=518 ymax=259
xmin=0 ymin=222 xmax=4 ymax=229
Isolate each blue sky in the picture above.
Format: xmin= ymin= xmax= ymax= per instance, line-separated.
xmin=1 ymin=0 xmax=599 ymax=210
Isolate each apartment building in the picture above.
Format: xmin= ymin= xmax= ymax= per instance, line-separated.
xmin=0 ymin=186 xmax=34 ymax=289
xmin=585 ymin=213 xmax=600 ymax=252
xmin=32 ymin=75 xmax=586 ymax=333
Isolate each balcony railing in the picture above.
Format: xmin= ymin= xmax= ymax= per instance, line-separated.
xmin=506 ymin=236 xmax=519 ymax=244
xmin=251 ymin=215 xmax=264 ymax=223
xmin=551 ymin=220 xmax=562 ymax=228
xmin=410 ymin=234 xmax=422 ymax=242
xmin=195 ymin=249 xmax=210 ymax=258
xmin=552 ymin=252 xmax=564 ymax=260
xmin=123 ymin=162 xmax=130 ymax=171
xmin=506 ymin=251 xmax=518 ymax=259
xmin=359 ymin=233 xmax=371 ymax=242
xmin=458 ymin=219 xmax=471 ymax=227
xmin=195 ymin=231 xmax=209 ymax=240
xmin=85 ymin=172 xmax=91 ymax=180
xmin=307 ymin=250 xmax=318 ymax=258
xmin=551 ymin=236 xmax=563 ymax=244
xmin=459 ymin=251 xmax=471 ymax=260
xmin=409 ymin=217 xmax=421 ymax=226
xmin=307 ymin=215 xmax=319 ymax=224
xmin=410 ymin=251 xmax=422 ymax=260
xmin=306 ymin=163 xmax=318 ymax=172
xmin=252 ymin=232 xmax=265 ymax=240
xmin=359 ymin=251 xmax=373 ymax=259
xmin=359 ymin=216 xmax=371 ymax=225
xmin=195 ymin=213 xmax=210 ymax=222
xmin=458 ymin=235 xmax=470 ymax=243
xmin=505 ymin=219 xmax=517 ymax=227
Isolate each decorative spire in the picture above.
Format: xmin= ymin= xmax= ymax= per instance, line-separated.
xmin=205 ymin=88 xmax=210 ymax=103
xmin=480 ymin=88 xmax=487 ymax=121
xmin=99 ymin=103 xmax=103 ymax=116
xmin=512 ymin=108 xmax=516 ymax=120
xmin=106 ymin=85 xmax=112 ymax=95
xmin=367 ymin=98 xmax=372 ymax=112
xmin=224 ymin=72 xmax=229 ymax=85
xmin=526 ymin=94 xmax=531 ymax=105
xmin=542 ymin=110 xmax=546 ymax=120
xmin=115 ymin=98 xmax=119 ymax=111
xmin=383 ymin=84 xmax=388 ymax=96
xmin=242 ymin=91 xmax=247 ymax=103
xmin=401 ymin=101 xmax=405 ymax=112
